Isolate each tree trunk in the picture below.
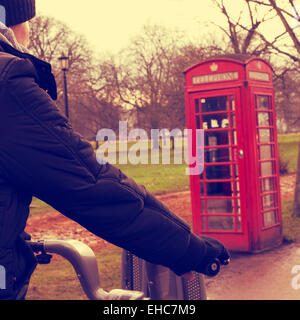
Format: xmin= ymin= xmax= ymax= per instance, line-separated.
xmin=292 ymin=138 xmax=300 ymax=217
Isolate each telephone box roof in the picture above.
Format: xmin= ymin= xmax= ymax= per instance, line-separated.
xmin=184 ymin=54 xmax=273 ymax=74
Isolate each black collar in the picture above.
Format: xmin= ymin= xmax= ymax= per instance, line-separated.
xmin=0 ymin=40 xmax=57 ymax=100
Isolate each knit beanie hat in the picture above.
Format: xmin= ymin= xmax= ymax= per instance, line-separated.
xmin=0 ymin=0 xmax=36 ymax=27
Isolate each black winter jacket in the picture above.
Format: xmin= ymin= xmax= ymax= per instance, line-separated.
xmin=0 ymin=41 xmax=209 ymax=299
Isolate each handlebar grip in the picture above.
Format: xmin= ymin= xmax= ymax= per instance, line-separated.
xmin=220 ymin=258 xmax=230 ymax=266
xmin=204 ymin=258 xmax=221 ymax=277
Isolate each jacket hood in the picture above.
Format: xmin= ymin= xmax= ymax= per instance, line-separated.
xmin=0 ymin=21 xmax=28 ymax=53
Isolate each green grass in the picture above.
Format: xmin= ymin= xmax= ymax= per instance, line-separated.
xmin=278 ymin=133 xmax=300 ymax=174
xmin=115 ymin=162 xmax=189 ymax=195
xmin=281 ymin=198 xmax=300 ymax=243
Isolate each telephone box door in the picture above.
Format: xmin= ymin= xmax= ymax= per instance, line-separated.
xmin=189 ymin=88 xmax=250 ymax=251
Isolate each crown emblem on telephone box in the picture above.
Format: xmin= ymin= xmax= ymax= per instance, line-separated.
xmin=210 ymin=63 xmax=218 ymax=72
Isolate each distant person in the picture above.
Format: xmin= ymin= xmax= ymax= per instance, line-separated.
xmin=0 ymin=0 xmax=229 ymax=299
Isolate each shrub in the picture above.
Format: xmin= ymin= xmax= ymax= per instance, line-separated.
xmin=279 ymin=157 xmax=289 ymax=175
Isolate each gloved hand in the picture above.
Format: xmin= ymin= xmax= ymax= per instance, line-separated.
xmin=167 ymin=233 xmax=230 ymax=277
xmin=193 ymin=235 xmax=230 ymax=276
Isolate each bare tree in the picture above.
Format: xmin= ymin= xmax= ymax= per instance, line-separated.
xmin=28 ymin=15 xmax=121 ymax=141
xmin=109 ymin=25 xmax=184 ymax=131
xmin=248 ymin=0 xmax=300 ymax=61
xmin=212 ymin=0 xmax=277 ymax=56
xmin=109 ymin=24 xmax=227 ymax=132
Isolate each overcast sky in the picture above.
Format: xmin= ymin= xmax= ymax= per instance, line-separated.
xmin=37 ymin=0 xmax=300 ymax=55
xmin=36 ymin=0 xmax=237 ymax=54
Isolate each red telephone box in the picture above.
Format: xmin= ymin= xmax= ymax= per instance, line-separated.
xmin=184 ymin=54 xmax=282 ymax=252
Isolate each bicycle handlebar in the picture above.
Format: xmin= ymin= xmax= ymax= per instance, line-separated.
xmin=27 ymin=239 xmax=229 ymax=299
xmin=27 ymin=239 xmax=148 ymax=300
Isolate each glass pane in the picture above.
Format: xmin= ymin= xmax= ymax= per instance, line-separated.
xmin=263 ymin=210 xmax=276 ymax=226
xmin=206 ymin=198 xmax=234 ymax=214
xmin=262 ymin=194 xmax=276 ymax=210
xmin=234 ymin=165 xmax=239 ymax=179
xmin=205 ymin=131 xmax=230 ymax=146
xmin=257 ymin=95 xmax=271 ymax=109
xmin=231 ymin=113 xmax=236 ymax=128
xmin=236 ymin=215 xmax=242 ymax=231
xmin=260 ymin=161 xmax=275 ymax=176
xmin=206 ymin=181 xmax=232 ymax=196
xmin=201 ymin=96 xmax=228 ymax=113
xmin=232 ymin=131 xmax=237 ymax=145
xmin=205 ymin=165 xmax=232 ymax=180
xmin=204 ymin=148 xmax=231 ymax=163
xmin=201 ymin=199 xmax=206 ymax=212
xmin=202 ymin=113 xmax=229 ymax=129
xmin=261 ymin=177 xmax=276 ymax=192
xmin=196 ymin=115 xmax=201 ymax=129
xmin=257 ymin=112 xmax=272 ymax=126
xmin=259 ymin=129 xmax=273 ymax=143
xmin=235 ymin=198 xmax=241 ymax=213
xmin=201 ymin=216 xmax=206 ymax=230
xmin=230 ymin=95 xmax=235 ymax=111
xmin=195 ymin=99 xmax=200 ymax=113
xmin=200 ymin=182 xmax=204 ymax=195
xmin=207 ymin=216 xmax=235 ymax=231
xmin=234 ymin=182 xmax=240 ymax=196
xmin=259 ymin=145 xmax=274 ymax=160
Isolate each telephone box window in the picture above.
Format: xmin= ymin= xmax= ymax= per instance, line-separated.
xmin=232 ymin=131 xmax=237 ymax=145
xmin=257 ymin=112 xmax=272 ymax=126
xmin=200 ymin=182 xmax=205 ymax=195
xmin=235 ymin=198 xmax=241 ymax=212
xmin=259 ymin=128 xmax=273 ymax=143
xmin=205 ymin=131 xmax=230 ymax=146
xmin=206 ymin=181 xmax=233 ymax=197
xmin=263 ymin=210 xmax=276 ymax=226
xmin=231 ymin=114 xmax=236 ymax=128
xmin=204 ymin=148 xmax=231 ymax=163
xmin=207 ymin=216 xmax=235 ymax=231
xmin=260 ymin=161 xmax=275 ymax=176
xmin=205 ymin=165 xmax=232 ymax=180
xmin=196 ymin=116 xmax=201 ymax=129
xmin=202 ymin=114 xmax=230 ymax=129
xmin=201 ymin=96 xmax=228 ymax=113
xmin=202 ymin=199 xmax=234 ymax=214
xmin=261 ymin=177 xmax=276 ymax=192
xmin=195 ymin=99 xmax=200 ymax=113
xmin=259 ymin=145 xmax=274 ymax=160
xmin=257 ymin=95 xmax=271 ymax=109
xmin=262 ymin=194 xmax=276 ymax=210
xmin=230 ymin=95 xmax=235 ymax=110
xmin=234 ymin=165 xmax=239 ymax=179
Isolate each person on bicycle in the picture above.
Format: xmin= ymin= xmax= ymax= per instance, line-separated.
xmin=0 ymin=0 xmax=229 ymax=300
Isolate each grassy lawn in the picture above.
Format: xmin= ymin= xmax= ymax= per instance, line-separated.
xmin=116 ymin=162 xmax=189 ymax=195
xmin=278 ymin=133 xmax=300 ymax=173
xmin=25 ymin=133 xmax=300 ymax=300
